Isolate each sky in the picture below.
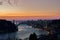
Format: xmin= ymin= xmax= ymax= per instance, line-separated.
xmin=0 ymin=0 xmax=60 ymax=20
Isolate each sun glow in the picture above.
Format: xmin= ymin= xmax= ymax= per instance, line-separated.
xmin=0 ymin=0 xmax=60 ymax=20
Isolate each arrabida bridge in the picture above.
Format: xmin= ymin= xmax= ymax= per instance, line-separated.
xmin=12 ymin=21 xmax=22 ymax=27
xmin=11 ymin=20 xmax=26 ymax=27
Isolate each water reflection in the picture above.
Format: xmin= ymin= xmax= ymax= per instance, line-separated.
xmin=0 ymin=32 xmax=17 ymax=40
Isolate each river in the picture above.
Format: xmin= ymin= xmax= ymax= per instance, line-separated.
xmin=16 ymin=24 xmax=48 ymax=40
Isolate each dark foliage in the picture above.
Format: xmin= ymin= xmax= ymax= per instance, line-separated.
xmin=29 ymin=33 xmax=38 ymax=40
xmin=0 ymin=19 xmax=18 ymax=33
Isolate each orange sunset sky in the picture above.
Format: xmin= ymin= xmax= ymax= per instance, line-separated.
xmin=0 ymin=0 xmax=60 ymax=20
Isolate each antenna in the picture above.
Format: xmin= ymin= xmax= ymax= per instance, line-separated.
xmin=7 ymin=0 xmax=18 ymax=6
xmin=14 ymin=0 xmax=19 ymax=6
xmin=0 ymin=0 xmax=3 ymax=5
xmin=0 ymin=0 xmax=19 ymax=6
xmin=8 ymin=0 xmax=12 ymax=5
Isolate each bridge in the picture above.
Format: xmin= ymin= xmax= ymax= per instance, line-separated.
xmin=11 ymin=20 xmax=25 ymax=27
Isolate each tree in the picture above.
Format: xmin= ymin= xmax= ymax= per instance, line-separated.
xmin=0 ymin=19 xmax=18 ymax=33
xmin=29 ymin=33 xmax=38 ymax=40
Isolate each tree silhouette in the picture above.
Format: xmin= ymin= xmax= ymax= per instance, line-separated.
xmin=0 ymin=19 xmax=18 ymax=33
xmin=29 ymin=33 xmax=38 ymax=40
